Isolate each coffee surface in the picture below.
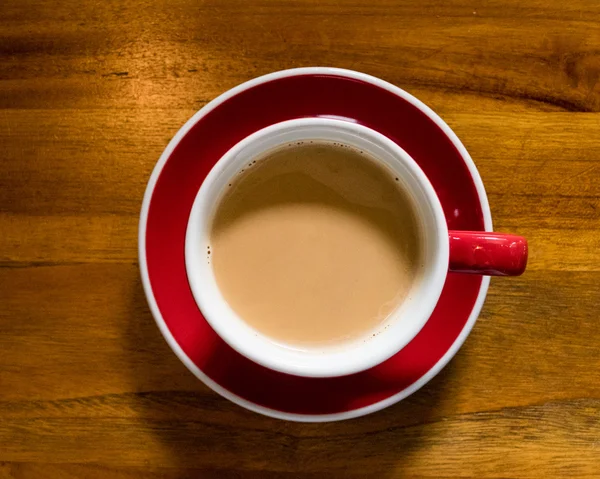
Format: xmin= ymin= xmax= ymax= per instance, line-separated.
xmin=210 ymin=142 xmax=421 ymax=346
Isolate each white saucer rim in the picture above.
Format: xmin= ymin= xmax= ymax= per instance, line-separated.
xmin=138 ymin=67 xmax=492 ymax=422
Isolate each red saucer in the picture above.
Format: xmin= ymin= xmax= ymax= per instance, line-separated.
xmin=139 ymin=68 xmax=491 ymax=421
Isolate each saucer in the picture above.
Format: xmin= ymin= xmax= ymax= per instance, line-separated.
xmin=139 ymin=68 xmax=491 ymax=422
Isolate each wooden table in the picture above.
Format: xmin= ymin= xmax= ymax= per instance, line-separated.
xmin=2 ymin=1 xmax=599 ymax=477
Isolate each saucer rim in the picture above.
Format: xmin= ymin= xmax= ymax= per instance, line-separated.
xmin=139 ymin=67 xmax=492 ymax=422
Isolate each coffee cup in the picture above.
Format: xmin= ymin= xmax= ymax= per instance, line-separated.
xmin=185 ymin=118 xmax=527 ymax=378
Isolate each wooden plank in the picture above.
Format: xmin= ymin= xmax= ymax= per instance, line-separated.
xmin=2 ymin=1 xmax=600 ymax=111
xmin=1 ymin=111 xmax=599 ymax=216
xmin=1 ymin=264 xmax=598 ymax=412
xmin=2 ymin=400 xmax=600 ymax=476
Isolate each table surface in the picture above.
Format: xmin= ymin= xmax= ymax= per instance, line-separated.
xmin=2 ymin=0 xmax=600 ymax=477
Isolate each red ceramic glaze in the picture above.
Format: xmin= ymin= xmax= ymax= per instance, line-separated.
xmin=141 ymin=69 xmax=495 ymax=419
xmin=449 ymin=231 xmax=528 ymax=276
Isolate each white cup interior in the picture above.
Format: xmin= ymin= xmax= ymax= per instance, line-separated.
xmin=185 ymin=118 xmax=449 ymax=377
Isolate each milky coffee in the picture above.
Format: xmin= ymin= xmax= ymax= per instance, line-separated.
xmin=209 ymin=142 xmax=421 ymax=346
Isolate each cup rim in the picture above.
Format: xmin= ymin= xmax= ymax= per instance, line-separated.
xmin=185 ymin=117 xmax=449 ymax=378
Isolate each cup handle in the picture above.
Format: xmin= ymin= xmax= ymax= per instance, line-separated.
xmin=448 ymin=231 xmax=528 ymax=276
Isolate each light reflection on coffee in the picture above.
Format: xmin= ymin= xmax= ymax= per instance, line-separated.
xmin=210 ymin=142 xmax=421 ymax=346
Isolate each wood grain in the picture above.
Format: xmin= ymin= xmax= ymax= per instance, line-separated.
xmin=1 ymin=0 xmax=599 ymax=477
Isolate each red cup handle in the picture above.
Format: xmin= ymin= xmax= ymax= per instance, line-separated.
xmin=448 ymin=231 xmax=528 ymax=276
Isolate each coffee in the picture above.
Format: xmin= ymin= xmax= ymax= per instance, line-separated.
xmin=209 ymin=142 xmax=421 ymax=346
